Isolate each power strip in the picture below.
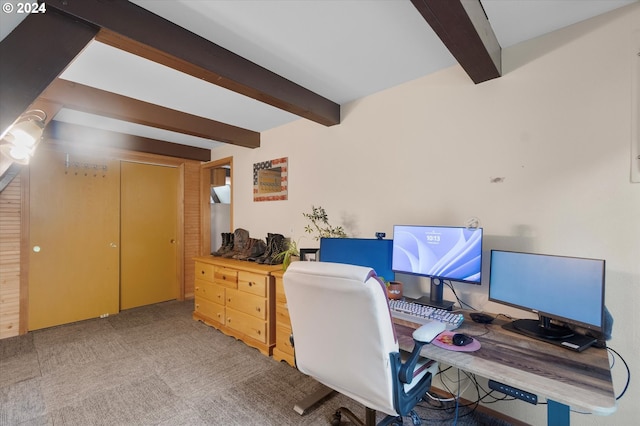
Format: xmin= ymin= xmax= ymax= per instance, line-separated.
xmin=488 ymin=380 xmax=538 ymax=405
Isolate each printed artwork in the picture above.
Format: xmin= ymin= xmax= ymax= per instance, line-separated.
xmin=253 ymin=157 xmax=288 ymax=201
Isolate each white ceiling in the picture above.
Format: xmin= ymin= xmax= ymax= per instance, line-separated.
xmin=1 ymin=0 xmax=637 ymax=150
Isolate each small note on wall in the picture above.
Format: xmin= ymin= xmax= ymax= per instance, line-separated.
xmin=253 ymin=157 xmax=288 ymax=201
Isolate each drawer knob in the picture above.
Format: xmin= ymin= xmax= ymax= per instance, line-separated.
xmin=256 ymin=307 xmax=261 ymax=312
xmin=200 ymin=270 xmax=205 ymax=274
xmin=249 ymin=281 xmax=254 ymax=287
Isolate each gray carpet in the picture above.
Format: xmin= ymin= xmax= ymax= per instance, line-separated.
xmin=0 ymin=300 xmax=514 ymax=425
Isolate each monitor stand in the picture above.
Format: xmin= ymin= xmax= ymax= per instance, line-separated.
xmin=511 ymin=318 xmax=574 ymax=340
xmin=503 ymin=317 xmax=597 ymax=352
xmin=414 ymin=278 xmax=454 ymax=311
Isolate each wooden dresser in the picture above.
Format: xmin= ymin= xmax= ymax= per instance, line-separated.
xmin=193 ymin=256 xmax=281 ymax=356
xmin=271 ymin=270 xmax=295 ymax=367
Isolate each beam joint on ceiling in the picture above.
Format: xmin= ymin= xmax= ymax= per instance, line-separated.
xmin=0 ymin=11 xmax=97 ymax=135
xmin=44 ymin=0 xmax=341 ymax=126
xmin=410 ymin=0 xmax=501 ymax=84
xmin=40 ymin=79 xmax=260 ymax=149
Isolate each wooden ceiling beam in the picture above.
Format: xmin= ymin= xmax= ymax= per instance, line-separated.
xmin=40 ymin=79 xmax=260 ymax=149
xmin=0 ymin=11 xmax=97 ymax=136
xmin=44 ymin=0 xmax=341 ymax=127
xmin=44 ymin=121 xmax=211 ymax=162
xmin=410 ymin=0 xmax=501 ymax=84
xmin=0 ymin=11 xmax=95 ymax=185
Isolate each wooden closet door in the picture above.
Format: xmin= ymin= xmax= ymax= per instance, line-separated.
xmin=120 ymin=162 xmax=179 ymax=310
xmin=29 ymin=149 xmax=120 ymax=330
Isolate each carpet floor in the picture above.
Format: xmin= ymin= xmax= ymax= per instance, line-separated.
xmin=0 ymin=300 xmax=515 ymax=425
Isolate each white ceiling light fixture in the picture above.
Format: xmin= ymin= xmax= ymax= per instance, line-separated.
xmin=0 ymin=109 xmax=47 ymax=164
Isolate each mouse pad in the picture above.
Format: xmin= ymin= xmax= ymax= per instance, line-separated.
xmin=432 ymin=331 xmax=481 ymax=352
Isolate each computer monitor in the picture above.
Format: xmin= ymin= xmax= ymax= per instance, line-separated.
xmin=489 ymin=250 xmax=605 ymax=345
xmin=319 ymin=238 xmax=394 ymax=282
xmin=392 ymin=225 xmax=483 ymax=310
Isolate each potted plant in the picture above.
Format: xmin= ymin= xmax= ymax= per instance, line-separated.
xmin=277 ymin=206 xmax=346 ymax=271
xmin=386 ymin=281 xmax=403 ymax=300
xmin=302 ymin=205 xmax=347 ymax=240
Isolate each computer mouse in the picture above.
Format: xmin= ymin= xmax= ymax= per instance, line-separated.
xmin=452 ymin=333 xmax=473 ymax=346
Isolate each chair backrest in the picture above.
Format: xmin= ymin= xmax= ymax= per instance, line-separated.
xmin=283 ymin=261 xmax=399 ymax=414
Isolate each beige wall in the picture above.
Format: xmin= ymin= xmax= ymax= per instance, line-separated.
xmin=212 ymin=4 xmax=639 ymax=425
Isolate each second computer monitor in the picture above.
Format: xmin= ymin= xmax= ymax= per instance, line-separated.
xmin=319 ymin=238 xmax=394 ymax=282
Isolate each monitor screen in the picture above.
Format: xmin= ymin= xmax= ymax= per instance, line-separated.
xmin=319 ymin=238 xmax=394 ymax=282
xmin=391 ymin=225 xmax=483 ymax=284
xmin=489 ymin=250 xmax=605 ymax=332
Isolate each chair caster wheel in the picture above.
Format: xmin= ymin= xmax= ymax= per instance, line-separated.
xmin=331 ymin=410 xmax=342 ymax=425
xmin=409 ymin=410 xmax=421 ymax=425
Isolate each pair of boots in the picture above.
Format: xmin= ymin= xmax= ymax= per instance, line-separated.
xmin=212 ymin=232 xmax=234 ymax=256
xmin=254 ymin=233 xmax=286 ymax=265
xmin=233 ymin=238 xmax=267 ymax=261
xmin=212 ymin=230 xmax=283 ymax=264
xmin=213 ymin=228 xmax=267 ymax=261
xmin=221 ymin=228 xmax=250 ymax=259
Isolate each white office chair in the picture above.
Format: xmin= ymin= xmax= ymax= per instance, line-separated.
xmin=284 ymin=262 xmax=444 ymax=426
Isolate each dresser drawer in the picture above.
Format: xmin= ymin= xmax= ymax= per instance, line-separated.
xmin=192 ymin=257 xmax=280 ymax=357
xmin=195 ymin=262 xmax=214 ymax=282
xmin=195 ymin=297 xmax=224 ymax=325
xmin=226 ymin=288 xmax=266 ymax=320
xmin=214 ymin=266 xmax=238 ymax=288
xmin=275 ymin=278 xmax=287 ymax=304
xmin=238 ymin=271 xmax=267 ymax=297
xmin=275 ymin=323 xmax=294 ymax=356
xmin=275 ymin=303 xmax=291 ymax=325
xmin=226 ymin=308 xmax=267 ymax=343
xmin=195 ymin=279 xmax=225 ymax=304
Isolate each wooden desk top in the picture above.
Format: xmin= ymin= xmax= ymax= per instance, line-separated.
xmin=194 ymin=256 xmax=282 ymax=274
xmin=393 ymin=312 xmax=617 ymax=416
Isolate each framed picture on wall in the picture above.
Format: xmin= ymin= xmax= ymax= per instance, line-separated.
xmin=300 ymin=248 xmax=319 ymax=262
xmin=253 ymin=157 xmax=288 ymax=201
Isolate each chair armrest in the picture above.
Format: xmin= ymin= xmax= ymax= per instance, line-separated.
xmin=399 ymin=322 xmax=446 ymax=384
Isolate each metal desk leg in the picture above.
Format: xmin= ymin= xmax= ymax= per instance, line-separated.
xmin=293 ymin=383 xmax=335 ymax=415
xmin=548 ymin=400 xmax=570 ymax=426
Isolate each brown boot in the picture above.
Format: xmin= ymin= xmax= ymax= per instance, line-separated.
xmin=234 ymin=237 xmax=266 ymax=261
xmin=254 ymin=234 xmax=274 ymax=263
xmin=212 ymin=233 xmax=232 ymax=256
xmin=264 ymin=234 xmax=286 ymax=264
xmin=222 ymin=228 xmax=249 ymax=258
